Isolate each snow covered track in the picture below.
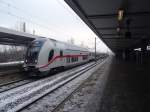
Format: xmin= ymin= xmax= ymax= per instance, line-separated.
xmin=0 ymin=78 xmax=36 ymax=93
xmin=0 ymin=61 xmax=103 ymax=112
xmin=51 ymin=59 xmax=107 ymax=112
xmin=0 ymin=70 xmax=20 ymax=77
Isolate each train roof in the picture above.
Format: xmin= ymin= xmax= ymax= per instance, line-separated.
xmin=47 ymin=38 xmax=89 ymax=52
xmin=33 ymin=37 xmax=89 ymax=52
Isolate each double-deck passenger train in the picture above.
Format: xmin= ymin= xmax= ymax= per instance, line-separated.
xmin=23 ymin=38 xmax=95 ymax=76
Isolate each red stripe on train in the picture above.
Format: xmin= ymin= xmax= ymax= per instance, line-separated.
xmin=38 ymin=54 xmax=88 ymax=68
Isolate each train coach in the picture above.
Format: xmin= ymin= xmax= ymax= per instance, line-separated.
xmin=23 ymin=38 xmax=90 ymax=76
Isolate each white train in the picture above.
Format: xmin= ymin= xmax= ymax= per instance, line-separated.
xmin=23 ymin=38 xmax=93 ymax=76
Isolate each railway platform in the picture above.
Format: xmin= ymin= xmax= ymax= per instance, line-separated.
xmin=100 ymin=57 xmax=150 ymax=112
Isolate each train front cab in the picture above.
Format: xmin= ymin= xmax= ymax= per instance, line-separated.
xmin=23 ymin=39 xmax=47 ymax=76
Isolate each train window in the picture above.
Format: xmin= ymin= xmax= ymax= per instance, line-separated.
xmin=75 ymin=57 xmax=77 ymax=62
xmin=67 ymin=57 xmax=70 ymax=63
xmin=69 ymin=57 xmax=70 ymax=63
xmin=60 ymin=50 xmax=63 ymax=56
xmin=71 ymin=57 xmax=74 ymax=62
xmin=83 ymin=55 xmax=88 ymax=60
xmin=48 ymin=49 xmax=54 ymax=61
xmin=26 ymin=40 xmax=45 ymax=64
xmin=72 ymin=57 xmax=75 ymax=62
xmin=70 ymin=57 xmax=78 ymax=62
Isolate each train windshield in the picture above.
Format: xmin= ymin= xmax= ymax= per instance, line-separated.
xmin=25 ymin=40 xmax=45 ymax=64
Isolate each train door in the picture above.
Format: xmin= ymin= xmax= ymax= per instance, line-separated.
xmin=59 ymin=50 xmax=64 ymax=66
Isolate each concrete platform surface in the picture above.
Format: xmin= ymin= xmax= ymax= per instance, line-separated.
xmin=100 ymin=57 xmax=150 ymax=112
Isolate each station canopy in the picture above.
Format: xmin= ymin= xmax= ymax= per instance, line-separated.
xmin=0 ymin=27 xmax=39 ymax=46
xmin=65 ymin=0 xmax=150 ymax=53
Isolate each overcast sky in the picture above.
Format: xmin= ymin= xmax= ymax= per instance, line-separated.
xmin=0 ymin=0 xmax=110 ymax=53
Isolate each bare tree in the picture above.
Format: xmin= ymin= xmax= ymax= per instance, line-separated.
xmin=0 ymin=45 xmax=26 ymax=63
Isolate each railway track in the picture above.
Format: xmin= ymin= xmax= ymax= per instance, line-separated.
xmin=0 ymin=78 xmax=37 ymax=93
xmin=0 ymin=71 xmax=32 ymax=93
xmin=19 ymin=58 xmax=108 ymax=112
xmin=0 ymin=60 xmax=97 ymax=112
xmin=0 ymin=59 xmax=106 ymax=112
xmin=51 ymin=60 xmax=105 ymax=112
xmin=20 ymin=59 xmax=107 ymax=112
xmin=51 ymin=75 xmax=93 ymax=112
xmin=0 ymin=61 xmax=94 ymax=94
xmin=0 ymin=70 xmax=25 ymax=86
xmin=0 ymin=70 xmax=20 ymax=76
xmin=19 ymin=61 xmax=99 ymax=112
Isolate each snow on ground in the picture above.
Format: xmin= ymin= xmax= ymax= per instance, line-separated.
xmin=55 ymin=58 xmax=112 ymax=112
xmin=21 ymin=58 xmax=111 ymax=112
xmin=0 ymin=61 xmax=95 ymax=112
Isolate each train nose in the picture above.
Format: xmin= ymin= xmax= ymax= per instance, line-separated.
xmin=23 ymin=64 xmax=28 ymax=71
xmin=23 ymin=65 xmax=41 ymax=76
xmin=23 ymin=64 xmax=38 ymax=71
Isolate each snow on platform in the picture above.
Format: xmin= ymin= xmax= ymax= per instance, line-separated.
xmin=0 ymin=61 xmax=24 ymax=67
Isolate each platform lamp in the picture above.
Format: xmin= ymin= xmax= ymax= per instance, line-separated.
xmin=117 ymin=8 xmax=124 ymax=34
xmin=117 ymin=8 xmax=124 ymax=21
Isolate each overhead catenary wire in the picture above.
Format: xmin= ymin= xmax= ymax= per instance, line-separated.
xmin=0 ymin=0 xmax=73 ymax=38
xmin=0 ymin=0 xmax=102 ymax=49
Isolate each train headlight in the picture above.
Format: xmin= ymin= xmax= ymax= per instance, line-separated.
xmin=35 ymin=60 xmax=38 ymax=63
